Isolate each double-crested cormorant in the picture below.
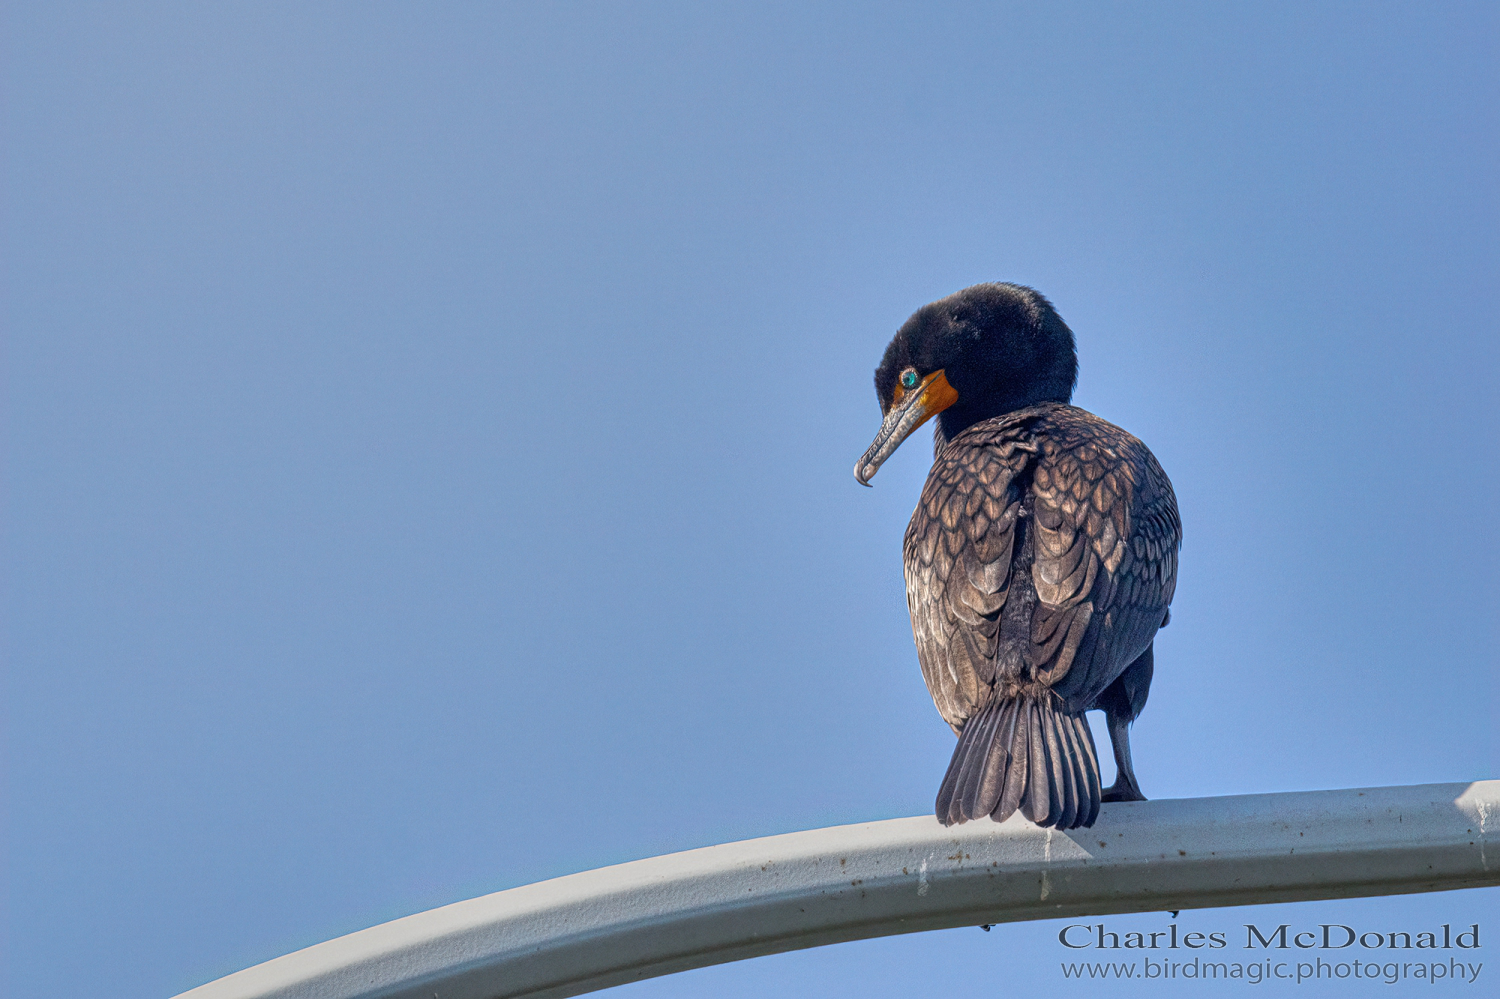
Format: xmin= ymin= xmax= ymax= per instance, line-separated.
xmin=855 ymin=283 xmax=1180 ymax=830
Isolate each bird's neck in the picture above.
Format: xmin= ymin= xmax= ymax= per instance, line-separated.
xmin=933 ymin=395 xmax=1067 ymax=453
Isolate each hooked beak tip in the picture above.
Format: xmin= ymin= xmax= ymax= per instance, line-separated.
xmin=853 ymin=368 xmax=955 ymax=489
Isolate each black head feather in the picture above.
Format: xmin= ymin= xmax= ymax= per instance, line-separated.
xmin=874 ymin=283 xmax=1077 ymax=446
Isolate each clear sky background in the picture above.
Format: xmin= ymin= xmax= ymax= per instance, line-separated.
xmin=7 ymin=2 xmax=1497 ymax=997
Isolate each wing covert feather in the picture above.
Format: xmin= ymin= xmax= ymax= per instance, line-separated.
xmin=903 ymin=423 xmax=1034 ymax=731
xmin=1027 ymin=408 xmax=1180 ymax=707
xmin=903 ymin=404 xmax=1180 ymax=731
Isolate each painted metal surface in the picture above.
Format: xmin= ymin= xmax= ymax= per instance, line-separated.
xmin=175 ymin=781 xmax=1497 ymax=999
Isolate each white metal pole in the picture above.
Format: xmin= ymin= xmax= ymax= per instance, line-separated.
xmin=174 ymin=781 xmax=1498 ymax=999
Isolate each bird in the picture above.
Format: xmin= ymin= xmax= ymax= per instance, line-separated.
xmin=855 ymin=282 xmax=1180 ymax=830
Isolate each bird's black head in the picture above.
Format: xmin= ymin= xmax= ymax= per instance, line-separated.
xmin=854 ymin=283 xmax=1077 ymax=484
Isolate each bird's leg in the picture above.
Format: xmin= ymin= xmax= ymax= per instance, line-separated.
xmin=1100 ymin=706 xmax=1147 ymax=803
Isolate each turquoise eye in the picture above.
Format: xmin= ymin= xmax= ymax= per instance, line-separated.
xmin=900 ymin=370 xmax=919 ymax=390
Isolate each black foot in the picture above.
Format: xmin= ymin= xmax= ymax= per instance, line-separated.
xmin=1101 ymin=781 xmax=1147 ymax=803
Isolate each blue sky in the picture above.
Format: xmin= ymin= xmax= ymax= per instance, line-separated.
xmin=7 ymin=3 xmax=1496 ymax=997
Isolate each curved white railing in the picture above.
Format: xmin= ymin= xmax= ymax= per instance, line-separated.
xmin=175 ymin=781 xmax=1497 ymax=999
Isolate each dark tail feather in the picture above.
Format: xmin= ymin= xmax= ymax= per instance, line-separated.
xmin=1041 ymin=704 xmax=1076 ymax=829
xmin=936 ymin=695 xmax=1102 ymax=829
xmin=1071 ymin=712 xmax=1102 ymax=826
xmin=998 ymin=702 xmax=1029 ymax=820
xmin=972 ymin=698 xmax=1016 ymax=817
xmin=1022 ymin=700 xmax=1050 ymax=824
xmin=955 ymin=698 xmax=1004 ymax=822
xmin=935 ymin=698 xmax=998 ymax=825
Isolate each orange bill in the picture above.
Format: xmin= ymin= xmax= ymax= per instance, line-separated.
xmin=854 ymin=370 xmax=959 ymax=485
